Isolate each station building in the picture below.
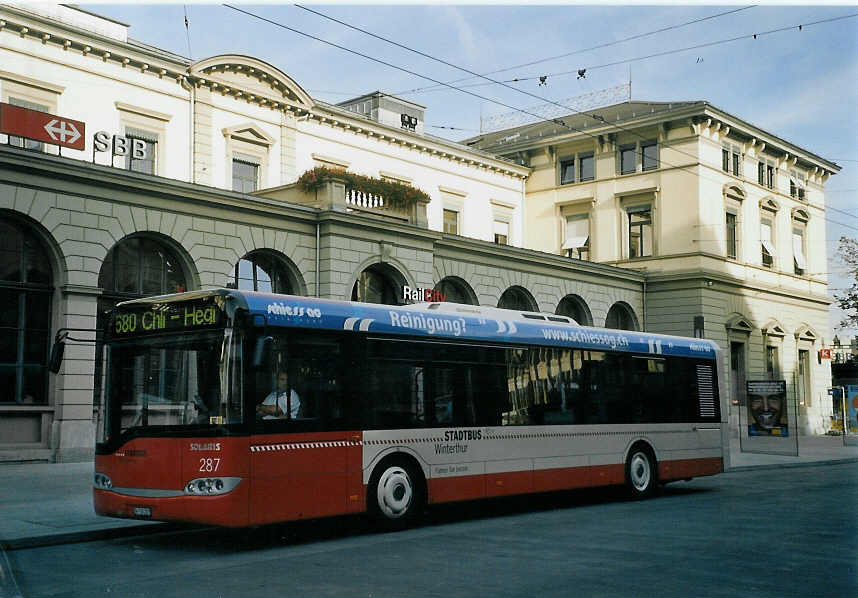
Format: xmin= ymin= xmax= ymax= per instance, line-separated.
xmin=0 ymin=4 xmax=646 ymax=461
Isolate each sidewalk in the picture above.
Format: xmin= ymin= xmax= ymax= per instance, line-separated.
xmin=1 ymin=435 xmax=857 ymax=551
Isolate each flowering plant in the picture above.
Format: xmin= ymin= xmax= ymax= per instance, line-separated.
xmin=297 ymin=166 xmax=431 ymax=208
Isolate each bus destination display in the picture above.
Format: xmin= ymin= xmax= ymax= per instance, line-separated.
xmin=111 ymin=300 xmax=224 ymax=337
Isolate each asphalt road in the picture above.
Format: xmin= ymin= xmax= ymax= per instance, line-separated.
xmin=5 ymin=463 xmax=857 ymax=598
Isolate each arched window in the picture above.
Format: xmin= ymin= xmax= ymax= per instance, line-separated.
xmin=99 ymin=237 xmax=187 ymax=299
xmin=95 ymin=237 xmax=190 ymax=408
xmin=0 ymin=219 xmax=53 ymax=404
xmin=434 ymin=276 xmax=477 ymax=305
xmin=497 ymin=286 xmax=537 ymax=311
xmin=555 ymin=294 xmax=592 ymax=325
xmin=233 ymin=251 xmax=294 ymax=294
xmin=605 ymin=302 xmax=639 ymax=331
xmin=352 ymin=264 xmax=402 ymax=305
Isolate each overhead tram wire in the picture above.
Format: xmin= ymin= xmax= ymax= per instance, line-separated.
xmin=399 ymin=5 xmax=757 ymax=96
xmin=291 ymin=3 xmax=856 ymax=163
xmin=398 ymin=12 xmax=858 ymax=94
xmin=293 ymin=3 xmax=721 ymax=166
xmin=221 ymin=4 xmax=635 ymax=144
xmin=226 ymin=3 xmax=695 ymax=177
xmin=183 ymin=5 xmax=193 ymax=60
xmin=224 ymin=3 xmax=856 ymax=228
xmin=284 ymin=4 xmax=855 ymax=201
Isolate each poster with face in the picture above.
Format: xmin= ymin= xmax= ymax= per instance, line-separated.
xmin=746 ymin=380 xmax=788 ymax=436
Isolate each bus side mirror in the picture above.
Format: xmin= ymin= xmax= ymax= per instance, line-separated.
xmin=49 ymin=341 xmax=65 ymax=374
xmin=252 ymin=336 xmax=273 ymax=369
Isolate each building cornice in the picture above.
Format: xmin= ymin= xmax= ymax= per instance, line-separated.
xmin=435 ymin=236 xmax=645 ymax=286
xmin=0 ymin=6 xmax=190 ymax=83
xmin=698 ymin=104 xmax=840 ymax=176
xmin=477 ymin=100 xmax=839 ymax=179
xmin=307 ymin=102 xmax=530 ymax=180
xmin=0 ymin=145 xmax=319 ymax=224
xmin=644 ymin=268 xmax=830 ymax=307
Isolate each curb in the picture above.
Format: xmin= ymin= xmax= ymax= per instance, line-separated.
xmin=726 ymin=456 xmax=858 ymax=473
xmin=0 ymin=521 xmax=187 ymax=551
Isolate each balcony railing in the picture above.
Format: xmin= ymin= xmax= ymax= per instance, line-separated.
xmin=253 ymin=168 xmax=429 ymax=228
xmin=345 ymin=186 xmax=409 ymax=221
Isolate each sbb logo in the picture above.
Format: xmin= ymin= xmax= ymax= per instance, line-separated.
xmin=93 ymin=131 xmax=148 ymax=160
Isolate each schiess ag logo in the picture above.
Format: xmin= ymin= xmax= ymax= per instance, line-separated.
xmin=267 ymin=303 xmax=322 ymax=318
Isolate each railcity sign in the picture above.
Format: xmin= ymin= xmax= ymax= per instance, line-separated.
xmin=402 ymin=285 xmax=446 ymax=303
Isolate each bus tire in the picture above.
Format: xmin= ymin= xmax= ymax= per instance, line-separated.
xmin=625 ymin=444 xmax=658 ymax=499
xmin=368 ymin=457 xmax=424 ymax=528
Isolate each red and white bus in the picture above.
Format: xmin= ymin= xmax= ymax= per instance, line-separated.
xmin=84 ymin=289 xmax=726 ymax=527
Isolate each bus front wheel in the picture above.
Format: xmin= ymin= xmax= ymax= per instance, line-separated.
xmin=368 ymin=458 xmax=424 ymax=528
xmin=625 ymin=445 xmax=658 ymax=499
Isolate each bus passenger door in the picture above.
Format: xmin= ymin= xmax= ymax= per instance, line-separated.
xmin=247 ymin=332 xmax=355 ymax=525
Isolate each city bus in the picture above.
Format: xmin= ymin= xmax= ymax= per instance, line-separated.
xmin=85 ymin=289 xmax=726 ymax=528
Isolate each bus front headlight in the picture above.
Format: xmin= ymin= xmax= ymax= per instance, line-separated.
xmin=184 ymin=477 xmax=241 ymax=496
xmin=94 ymin=473 xmax=113 ymax=490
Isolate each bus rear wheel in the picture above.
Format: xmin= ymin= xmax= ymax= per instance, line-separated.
xmin=368 ymin=459 xmax=424 ymax=528
xmin=625 ymin=445 xmax=657 ymax=499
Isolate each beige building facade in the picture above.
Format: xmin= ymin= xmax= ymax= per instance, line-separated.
xmin=468 ymin=101 xmax=841 ymax=434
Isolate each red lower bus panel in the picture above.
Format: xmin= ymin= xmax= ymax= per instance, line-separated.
xmin=94 ymin=484 xmax=250 ymax=527
xmin=485 ymin=470 xmax=533 ymax=498
xmin=95 ymin=436 xmax=251 ymax=527
xmin=590 ymin=464 xmax=625 ymax=486
xmin=659 ymin=457 xmax=723 ymax=481
xmin=532 ymin=465 xmax=592 ymax=493
xmin=428 ymin=474 xmax=485 ymax=504
xmin=248 ymin=431 xmax=362 ymax=526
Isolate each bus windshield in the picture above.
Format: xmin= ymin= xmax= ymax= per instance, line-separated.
xmin=99 ymin=329 xmax=240 ymax=444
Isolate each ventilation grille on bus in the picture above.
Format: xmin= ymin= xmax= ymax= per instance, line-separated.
xmin=696 ymin=364 xmax=716 ymax=418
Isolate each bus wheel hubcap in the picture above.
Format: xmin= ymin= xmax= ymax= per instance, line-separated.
xmin=377 ymin=466 xmax=413 ymax=519
xmin=631 ymin=453 xmax=651 ymax=491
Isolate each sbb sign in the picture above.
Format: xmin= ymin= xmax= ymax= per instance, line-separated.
xmin=0 ymin=102 xmax=85 ymax=150
xmin=93 ymin=131 xmax=148 ymax=160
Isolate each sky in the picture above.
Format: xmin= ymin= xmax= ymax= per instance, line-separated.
xmin=79 ymin=2 xmax=858 ymax=337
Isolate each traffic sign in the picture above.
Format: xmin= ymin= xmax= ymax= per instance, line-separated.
xmin=0 ymin=102 xmax=85 ymax=150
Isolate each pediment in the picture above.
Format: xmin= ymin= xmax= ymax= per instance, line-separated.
xmin=759 ymin=196 xmax=780 ymax=212
xmin=794 ymin=324 xmax=818 ymax=342
xmin=222 ymin=122 xmax=276 ymax=146
xmin=726 ymin=314 xmax=754 ymax=333
xmin=190 ymin=55 xmax=314 ymax=109
xmin=723 ymin=184 xmax=746 ymax=201
xmin=761 ymin=319 xmax=786 ymax=337
xmin=792 ymin=208 xmax=810 ymax=223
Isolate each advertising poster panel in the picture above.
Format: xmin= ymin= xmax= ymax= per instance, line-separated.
xmin=746 ymin=380 xmax=788 ymax=436
xmin=848 ymin=385 xmax=858 ymax=435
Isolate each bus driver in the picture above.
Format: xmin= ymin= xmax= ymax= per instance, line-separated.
xmin=256 ymin=370 xmax=301 ymax=419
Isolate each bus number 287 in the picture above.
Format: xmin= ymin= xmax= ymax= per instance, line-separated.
xmin=199 ymin=458 xmax=220 ymax=472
